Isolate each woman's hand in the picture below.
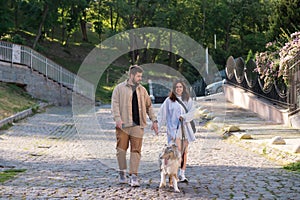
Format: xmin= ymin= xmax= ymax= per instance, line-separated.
xmin=168 ymin=132 xmax=176 ymax=142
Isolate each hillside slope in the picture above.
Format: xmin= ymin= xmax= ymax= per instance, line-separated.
xmin=0 ymin=83 xmax=39 ymax=120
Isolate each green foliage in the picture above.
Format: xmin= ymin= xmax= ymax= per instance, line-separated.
xmin=246 ymin=50 xmax=254 ymax=64
xmin=0 ymin=83 xmax=39 ymax=120
xmin=268 ymin=0 xmax=300 ymax=41
xmin=254 ymin=41 xmax=280 ymax=89
xmin=1 ymin=34 xmax=26 ymax=45
xmin=0 ymin=0 xmax=280 ymax=65
xmin=11 ymin=34 xmax=26 ymax=45
xmin=1 ymin=0 xmax=298 ymax=102
xmin=31 ymin=105 xmax=40 ymax=114
xmin=0 ymin=169 xmax=26 ymax=183
xmin=255 ymin=31 xmax=300 ymax=87
xmin=278 ymin=31 xmax=300 ymax=82
xmin=0 ymin=123 xmax=13 ymax=131
xmin=283 ymin=161 xmax=300 ymax=172
xmin=95 ymin=85 xmax=113 ymax=104
xmin=95 ymin=64 xmax=128 ymax=103
xmin=0 ymin=1 xmax=13 ymax=36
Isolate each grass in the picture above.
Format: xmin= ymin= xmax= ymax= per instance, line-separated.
xmin=0 ymin=83 xmax=39 ymax=120
xmin=283 ymin=161 xmax=300 ymax=172
xmin=0 ymin=169 xmax=27 ymax=183
xmin=0 ymin=123 xmax=12 ymax=131
xmin=262 ymin=147 xmax=267 ymax=155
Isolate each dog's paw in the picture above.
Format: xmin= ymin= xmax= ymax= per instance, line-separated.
xmin=174 ymin=188 xmax=180 ymax=193
xmin=159 ymin=183 xmax=166 ymax=188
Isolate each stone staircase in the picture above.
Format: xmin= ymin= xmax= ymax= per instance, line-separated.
xmin=0 ymin=41 xmax=94 ymax=105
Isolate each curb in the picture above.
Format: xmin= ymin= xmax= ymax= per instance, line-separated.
xmin=204 ymin=121 xmax=300 ymax=165
xmin=0 ymin=102 xmax=50 ymax=129
xmin=227 ymin=135 xmax=300 ymax=165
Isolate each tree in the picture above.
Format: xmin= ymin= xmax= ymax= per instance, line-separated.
xmin=58 ymin=0 xmax=88 ymax=46
xmin=88 ymin=0 xmax=106 ymax=41
xmin=0 ymin=1 xmax=13 ymax=36
xmin=202 ymin=0 xmax=272 ymax=65
xmin=33 ymin=3 xmax=49 ymax=49
xmin=1 ymin=0 xmax=293 ymax=82
xmin=268 ymin=0 xmax=300 ymax=41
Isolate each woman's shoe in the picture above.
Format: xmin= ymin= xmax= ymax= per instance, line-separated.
xmin=179 ymin=174 xmax=188 ymax=182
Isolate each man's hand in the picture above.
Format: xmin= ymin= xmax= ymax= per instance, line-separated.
xmin=151 ymin=121 xmax=159 ymax=135
xmin=116 ymin=120 xmax=123 ymax=129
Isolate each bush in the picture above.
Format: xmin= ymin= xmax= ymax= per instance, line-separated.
xmin=255 ymin=31 xmax=300 ymax=88
xmin=283 ymin=161 xmax=300 ymax=172
xmin=278 ymin=31 xmax=300 ymax=85
xmin=11 ymin=34 xmax=26 ymax=45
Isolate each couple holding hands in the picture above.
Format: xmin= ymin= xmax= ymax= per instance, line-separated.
xmin=111 ymin=65 xmax=197 ymax=187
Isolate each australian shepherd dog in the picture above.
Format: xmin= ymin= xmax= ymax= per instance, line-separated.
xmin=159 ymin=143 xmax=182 ymax=192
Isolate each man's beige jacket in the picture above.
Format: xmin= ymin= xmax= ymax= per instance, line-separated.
xmin=111 ymin=80 xmax=157 ymax=128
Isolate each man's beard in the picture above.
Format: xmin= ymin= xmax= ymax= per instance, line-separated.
xmin=132 ymin=79 xmax=140 ymax=85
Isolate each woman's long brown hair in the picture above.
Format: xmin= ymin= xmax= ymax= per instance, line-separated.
xmin=169 ymin=80 xmax=190 ymax=102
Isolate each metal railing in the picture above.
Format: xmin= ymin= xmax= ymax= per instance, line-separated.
xmin=288 ymin=53 xmax=300 ymax=112
xmin=225 ymin=55 xmax=300 ymax=112
xmin=0 ymin=40 xmax=94 ymax=99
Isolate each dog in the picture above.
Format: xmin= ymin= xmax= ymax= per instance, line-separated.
xmin=159 ymin=143 xmax=182 ymax=192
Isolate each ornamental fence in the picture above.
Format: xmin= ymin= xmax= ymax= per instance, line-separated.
xmin=225 ymin=54 xmax=300 ymax=113
xmin=0 ymin=40 xmax=94 ymax=99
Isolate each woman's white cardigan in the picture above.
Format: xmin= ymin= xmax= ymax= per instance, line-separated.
xmin=157 ymin=96 xmax=196 ymax=143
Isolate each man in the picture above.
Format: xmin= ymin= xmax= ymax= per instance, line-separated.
xmin=111 ymin=65 xmax=158 ymax=187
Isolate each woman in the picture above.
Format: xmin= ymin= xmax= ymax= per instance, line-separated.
xmin=157 ymin=80 xmax=196 ymax=182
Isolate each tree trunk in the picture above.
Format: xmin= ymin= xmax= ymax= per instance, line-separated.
xmin=106 ymin=68 xmax=109 ymax=84
xmin=51 ymin=26 xmax=54 ymax=41
xmin=110 ymin=6 xmax=114 ymax=32
xmin=80 ymin=9 xmax=88 ymax=42
xmin=139 ymin=35 xmax=149 ymax=63
xmin=61 ymin=8 xmax=66 ymax=45
xmin=80 ymin=19 xmax=88 ymax=42
xmin=168 ymin=31 xmax=173 ymax=67
xmin=224 ymin=24 xmax=231 ymax=51
xmin=14 ymin=2 xmax=19 ymax=30
xmin=129 ymin=33 xmax=135 ymax=64
xmin=97 ymin=1 xmax=102 ymax=41
xmin=33 ymin=4 xmax=49 ymax=49
xmin=114 ymin=13 xmax=119 ymax=32
xmin=65 ymin=34 xmax=71 ymax=47
xmin=128 ymin=16 xmax=136 ymax=64
xmin=151 ymin=34 xmax=161 ymax=63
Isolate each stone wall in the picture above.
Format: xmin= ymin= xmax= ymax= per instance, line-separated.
xmin=224 ymin=84 xmax=300 ymax=128
xmin=0 ymin=61 xmax=72 ymax=105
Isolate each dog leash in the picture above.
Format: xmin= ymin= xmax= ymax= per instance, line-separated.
xmin=180 ymin=119 xmax=186 ymax=157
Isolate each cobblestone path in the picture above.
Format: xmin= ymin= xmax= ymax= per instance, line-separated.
xmin=0 ymin=105 xmax=299 ymax=199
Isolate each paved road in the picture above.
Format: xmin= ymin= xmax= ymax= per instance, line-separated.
xmin=0 ymin=96 xmax=300 ymax=199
